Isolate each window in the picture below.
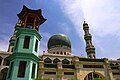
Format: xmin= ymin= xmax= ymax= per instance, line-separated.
xmin=3 ymin=57 xmax=10 ymax=66
xmin=17 ymin=61 xmax=27 ymax=78
xmin=44 ymin=64 xmax=57 ymax=68
xmin=53 ymin=58 xmax=60 ymax=63
xmin=31 ymin=63 xmax=36 ymax=78
xmin=45 ymin=72 xmax=56 ymax=75
xmin=57 ymin=52 xmax=59 ymax=54
xmin=6 ymin=60 xmax=10 ymax=66
xmin=64 ymin=72 xmax=74 ymax=75
xmin=11 ymin=47 xmax=13 ymax=52
xmin=83 ymin=65 xmax=103 ymax=68
xmin=1 ymin=68 xmax=8 ymax=80
xmin=8 ymin=62 xmax=14 ymax=78
xmin=64 ymin=52 xmax=66 ymax=55
xmin=60 ymin=51 xmax=63 ymax=55
xmin=62 ymin=59 xmax=70 ymax=64
xmin=44 ymin=58 xmax=52 ymax=63
xmin=23 ymin=36 xmax=30 ymax=49
xmin=15 ymin=38 xmax=19 ymax=50
xmin=35 ymin=39 xmax=38 ymax=52
xmin=112 ymin=72 xmax=120 ymax=75
xmin=62 ymin=65 xmax=75 ymax=69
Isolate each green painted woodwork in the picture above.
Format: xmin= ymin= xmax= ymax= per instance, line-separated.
xmin=7 ymin=28 xmax=40 ymax=80
xmin=48 ymin=34 xmax=71 ymax=49
xmin=13 ymin=28 xmax=41 ymax=57
xmin=6 ymin=53 xmax=39 ymax=80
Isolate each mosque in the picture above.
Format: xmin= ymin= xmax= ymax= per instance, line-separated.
xmin=0 ymin=5 xmax=120 ymax=80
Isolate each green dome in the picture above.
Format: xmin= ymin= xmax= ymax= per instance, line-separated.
xmin=48 ymin=34 xmax=71 ymax=49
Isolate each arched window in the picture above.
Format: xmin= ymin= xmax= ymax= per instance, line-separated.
xmin=67 ymin=53 xmax=69 ymax=55
xmin=84 ymin=72 xmax=105 ymax=80
xmin=11 ymin=47 xmax=13 ymax=52
xmin=57 ymin=52 xmax=59 ymax=54
xmin=1 ymin=68 xmax=8 ymax=80
xmin=44 ymin=57 xmax=52 ymax=63
xmin=53 ymin=58 xmax=60 ymax=63
xmin=53 ymin=52 xmax=55 ymax=54
xmin=110 ymin=63 xmax=114 ymax=66
xmin=71 ymin=60 xmax=73 ymax=64
xmin=64 ymin=52 xmax=66 ymax=55
xmin=3 ymin=57 xmax=10 ymax=66
xmin=62 ymin=59 xmax=70 ymax=64
xmin=60 ymin=51 xmax=63 ymax=55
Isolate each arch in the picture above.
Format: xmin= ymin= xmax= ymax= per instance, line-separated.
xmin=57 ymin=52 xmax=59 ymax=54
xmin=53 ymin=58 xmax=60 ymax=63
xmin=64 ymin=52 xmax=66 ymax=55
xmin=67 ymin=52 xmax=69 ymax=55
xmin=3 ymin=57 xmax=10 ymax=66
xmin=84 ymin=72 xmax=105 ymax=80
xmin=53 ymin=52 xmax=55 ymax=54
xmin=110 ymin=63 xmax=114 ymax=66
xmin=115 ymin=63 xmax=119 ymax=65
xmin=60 ymin=51 xmax=63 ymax=55
xmin=0 ymin=68 xmax=8 ymax=80
xmin=62 ymin=59 xmax=70 ymax=64
xmin=0 ymin=56 xmax=2 ymax=65
xmin=44 ymin=57 xmax=52 ymax=63
xmin=11 ymin=47 xmax=13 ymax=52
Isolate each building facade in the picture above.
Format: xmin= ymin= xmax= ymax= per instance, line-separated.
xmin=0 ymin=5 xmax=120 ymax=80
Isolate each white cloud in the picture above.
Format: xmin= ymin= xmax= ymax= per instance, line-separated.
xmin=58 ymin=22 xmax=71 ymax=34
xmin=0 ymin=36 xmax=9 ymax=52
xmin=81 ymin=0 xmax=120 ymax=37
xmin=0 ymin=42 xmax=8 ymax=51
xmin=57 ymin=0 xmax=120 ymax=59
xmin=58 ymin=0 xmax=120 ymax=37
xmin=58 ymin=0 xmax=84 ymax=38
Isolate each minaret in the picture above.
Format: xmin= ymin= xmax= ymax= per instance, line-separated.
xmin=6 ymin=5 xmax=46 ymax=80
xmin=83 ymin=21 xmax=96 ymax=59
xmin=7 ymin=20 xmax=22 ymax=52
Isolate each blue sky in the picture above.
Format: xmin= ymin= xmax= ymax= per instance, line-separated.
xmin=0 ymin=0 xmax=120 ymax=59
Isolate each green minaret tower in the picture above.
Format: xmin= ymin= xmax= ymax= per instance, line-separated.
xmin=6 ymin=5 xmax=46 ymax=80
xmin=83 ymin=21 xmax=96 ymax=59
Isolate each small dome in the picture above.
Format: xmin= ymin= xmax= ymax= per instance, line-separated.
xmin=48 ymin=34 xmax=71 ymax=49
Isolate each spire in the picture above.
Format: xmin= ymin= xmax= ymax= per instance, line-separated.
xmin=83 ymin=21 xmax=96 ymax=59
xmin=6 ymin=5 xmax=44 ymax=80
xmin=7 ymin=20 xmax=23 ymax=52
